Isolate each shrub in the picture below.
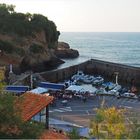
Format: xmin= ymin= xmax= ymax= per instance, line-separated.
xmin=15 ymin=47 xmax=25 ymax=56
xmin=0 ymin=40 xmax=14 ymax=53
xmin=29 ymin=43 xmax=44 ymax=53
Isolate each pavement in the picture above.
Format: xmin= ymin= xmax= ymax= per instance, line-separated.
xmin=49 ymin=94 xmax=140 ymax=127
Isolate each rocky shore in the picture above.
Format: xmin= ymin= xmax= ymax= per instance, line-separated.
xmin=54 ymin=42 xmax=79 ymax=59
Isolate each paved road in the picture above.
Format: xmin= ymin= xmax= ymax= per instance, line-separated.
xmin=49 ymin=95 xmax=140 ymax=127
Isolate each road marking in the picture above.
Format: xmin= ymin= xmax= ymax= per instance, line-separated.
xmin=120 ymin=105 xmax=133 ymax=109
xmin=59 ymin=107 xmax=72 ymax=111
xmin=50 ymin=107 xmax=72 ymax=113
xmin=54 ymin=109 xmax=65 ymax=112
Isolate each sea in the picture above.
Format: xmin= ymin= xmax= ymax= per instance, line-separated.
xmin=58 ymin=32 xmax=140 ymax=69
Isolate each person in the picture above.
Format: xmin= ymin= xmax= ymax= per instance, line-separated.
xmin=130 ymin=86 xmax=138 ymax=93
xmin=105 ymin=86 xmax=109 ymax=92
xmin=82 ymin=96 xmax=87 ymax=103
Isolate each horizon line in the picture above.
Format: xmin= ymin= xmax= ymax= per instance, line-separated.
xmin=60 ymin=31 xmax=140 ymax=33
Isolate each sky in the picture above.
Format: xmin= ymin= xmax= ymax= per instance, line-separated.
xmin=1 ymin=0 xmax=140 ymax=32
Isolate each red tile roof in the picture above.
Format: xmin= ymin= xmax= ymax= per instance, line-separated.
xmin=15 ymin=92 xmax=53 ymax=121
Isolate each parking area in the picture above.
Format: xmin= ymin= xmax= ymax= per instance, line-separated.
xmin=49 ymin=95 xmax=140 ymax=127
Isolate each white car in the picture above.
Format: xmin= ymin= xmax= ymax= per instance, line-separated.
xmin=123 ymin=92 xmax=137 ymax=98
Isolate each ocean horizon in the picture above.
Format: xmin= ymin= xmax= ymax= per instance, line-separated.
xmin=58 ymin=32 xmax=140 ymax=69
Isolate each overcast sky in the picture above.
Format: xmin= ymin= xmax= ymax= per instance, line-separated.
xmin=1 ymin=0 xmax=140 ymax=32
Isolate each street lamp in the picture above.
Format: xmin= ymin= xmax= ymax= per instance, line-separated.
xmin=30 ymin=71 xmax=33 ymax=89
xmin=9 ymin=64 xmax=13 ymax=73
xmin=114 ymin=72 xmax=119 ymax=85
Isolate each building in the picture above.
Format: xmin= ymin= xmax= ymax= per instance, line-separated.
xmin=15 ymin=92 xmax=53 ymax=129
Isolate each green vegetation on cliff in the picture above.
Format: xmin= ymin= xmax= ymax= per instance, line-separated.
xmin=0 ymin=3 xmax=60 ymax=46
xmin=0 ymin=40 xmax=25 ymax=56
xmin=29 ymin=43 xmax=44 ymax=54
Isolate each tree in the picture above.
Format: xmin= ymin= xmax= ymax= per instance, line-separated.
xmin=128 ymin=115 xmax=140 ymax=139
xmin=68 ymin=128 xmax=80 ymax=139
xmin=0 ymin=68 xmax=6 ymax=91
xmin=90 ymin=107 xmax=126 ymax=139
xmin=90 ymin=109 xmax=105 ymax=139
xmin=0 ymin=93 xmax=44 ymax=138
xmin=0 ymin=3 xmax=60 ymax=46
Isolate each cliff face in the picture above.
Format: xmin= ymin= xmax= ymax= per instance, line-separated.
xmin=0 ymin=33 xmax=79 ymax=73
xmin=0 ymin=31 xmax=64 ymax=73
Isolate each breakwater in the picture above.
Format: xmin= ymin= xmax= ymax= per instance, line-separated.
xmin=38 ymin=59 xmax=140 ymax=87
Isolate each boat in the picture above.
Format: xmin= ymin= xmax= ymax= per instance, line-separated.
xmin=108 ymin=85 xmax=122 ymax=95
xmin=82 ymin=75 xmax=95 ymax=84
xmin=92 ymin=76 xmax=104 ymax=86
xmin=102 ymin=82 xmax=116 ymax=91
xmin=95 ymin=87 xmax=107 ymax=95
xmin=71 ymin=71 xmax=84 ymax=81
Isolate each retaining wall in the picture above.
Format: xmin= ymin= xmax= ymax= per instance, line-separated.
xmin=39 ymin=59 xmax=140 ymax=87
xmin=86 ymin=59 xmax=140 ymax=87
xmin=39 ymin=60 xmax=90 ymax=83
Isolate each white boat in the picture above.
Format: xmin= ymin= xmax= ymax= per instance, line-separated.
xmin=82 ymin=75 xmax=95 ymax=84
xmin=92 ymin=76 xmax=104 ymax=86
xmin=71 ymin=71 xmax=84 ymax=81
xmin=108 ymin=85 xmax=122 ymax=96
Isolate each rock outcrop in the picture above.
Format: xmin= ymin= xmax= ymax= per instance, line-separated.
xmin=54 ymin=42 xmax=79 ymax=59
xmin=0 ymin=35 xmax=79 ymax=73
xmin=20 ymin=53 xmax=64 ymax=72
xmin=0 ymin=32 xmax=65 ymax=73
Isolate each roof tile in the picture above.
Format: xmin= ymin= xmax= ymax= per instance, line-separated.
xmin=15 ymin=92 xmax=53 ymax=121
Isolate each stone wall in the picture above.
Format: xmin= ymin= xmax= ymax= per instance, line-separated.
xmin=86 ymin=59 xmax=140 ymax=87
xmin=38 ymin=59 xmax=140 ymax=87
xmin=39 ymin=61 xmax=90 ymax=83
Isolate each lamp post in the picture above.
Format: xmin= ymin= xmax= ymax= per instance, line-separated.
xmin=30 ymin=71 xmax=33 ymax=89
xmin=9 ymin=64 xmax=13 ymax=73
xmin=114 ymin=72 xmax=119 ymax=85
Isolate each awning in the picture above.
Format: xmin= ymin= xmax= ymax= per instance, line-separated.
xmin=38 ymin=82 xmax=65 ymax=91
xmin=5 ymin=85 xmax=29 ymax=93
xmin=66 ymin=85 xmax=97 ymax=93
xmin=29 ymin=87 xmax=48 ymax=94
xmin=66 ymin=85 xmax=84 ymax=92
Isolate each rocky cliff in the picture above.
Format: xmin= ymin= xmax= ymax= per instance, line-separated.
xmin=0 ymin=4 xmax=79 ymax=73
xmin=54 ymin=42 xmax=79 ymax=59
xmin=0 ymin=33 xmax=79 ymax=73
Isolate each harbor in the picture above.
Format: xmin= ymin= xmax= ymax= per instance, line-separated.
xmin=5 ymin=59 xmax=140 ymax=138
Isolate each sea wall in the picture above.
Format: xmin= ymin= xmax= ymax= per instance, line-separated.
xmin=38 ymin=60 xmax=90 ymax=83
xmin=39 ymin=59 xmax=140 ymax=87
xmin=87 ymin=59 xmax=140 ymax=87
